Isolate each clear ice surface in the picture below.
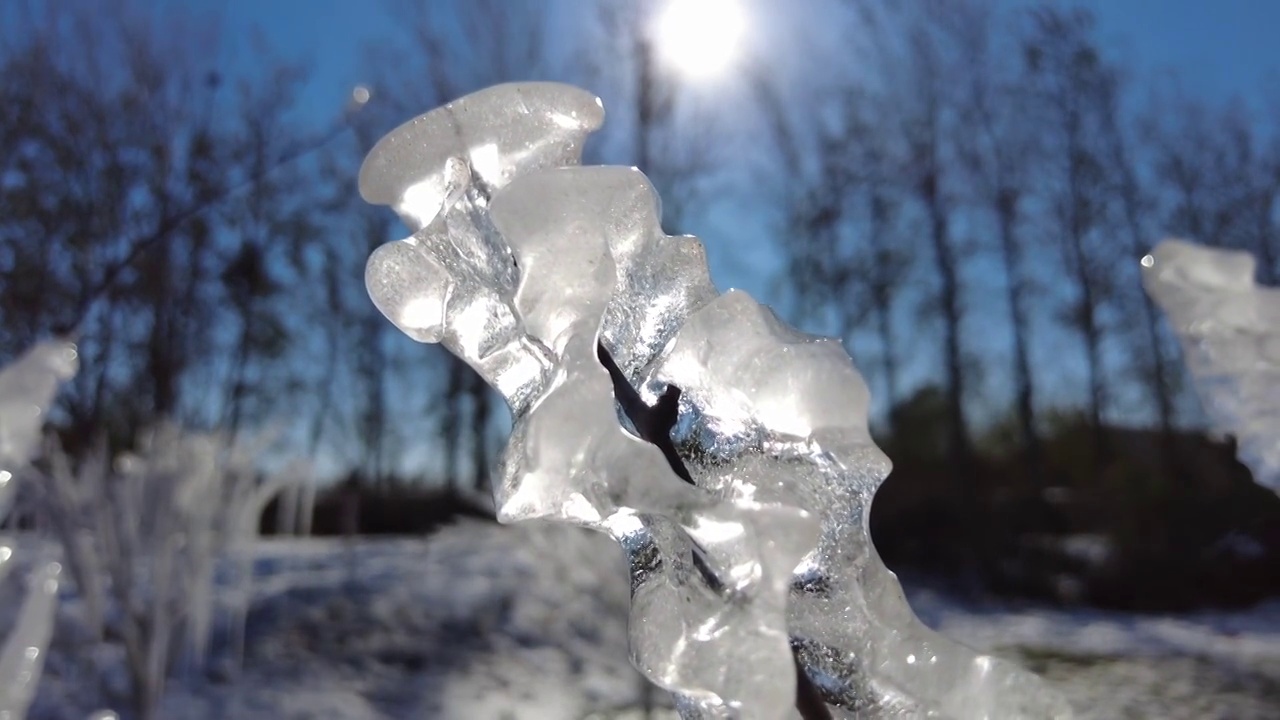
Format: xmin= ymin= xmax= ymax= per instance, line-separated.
xmin=0 ymin=339 xmax=77 ymax=720
xmin=0 ymin=562 xmax=61 ymax=720
xmin=0 ymin=340 xmax=79 ymax=514
xmin=1143 ymin=238 xmax=1280 ymax=494
xmin=362 ymin=82 xmax=1071 ymax=719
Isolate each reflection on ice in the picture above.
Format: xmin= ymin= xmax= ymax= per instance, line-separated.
xmin=362 ymin=82 xmax=1071 ymax=718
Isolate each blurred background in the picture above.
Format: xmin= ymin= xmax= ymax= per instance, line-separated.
xmin=2 ymin=0 xmax=1280 ymax=717
xmin=2 ymin=0 xmax=1280 ymax=712
xmin=4 ymin=0 xmax=1280 ymax=609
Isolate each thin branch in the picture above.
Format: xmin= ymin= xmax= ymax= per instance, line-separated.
xmin=60 ymin=115 xmax=357 ymax=334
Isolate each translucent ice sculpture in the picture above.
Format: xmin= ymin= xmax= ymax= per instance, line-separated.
xmin=0 ymin=338 xmax=77 ymax=720
xmin=361 ymin=82 xmax=1071 ymax=719
xmin=1143 ymin=238 xmax=1280 ymax=493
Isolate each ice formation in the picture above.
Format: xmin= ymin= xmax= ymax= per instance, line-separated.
xmin=0 ymin=339 xmax=78 ymax=720
xmin=36 ymin=424 xmax=302 ymax=718
xmin=361 ymin=82 xmax=1071 ymax=718
xmin=1142 ymin=238 xmax=1280 ymax=494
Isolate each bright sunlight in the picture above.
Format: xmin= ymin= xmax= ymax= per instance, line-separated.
xmin=652 ymin=0 xmax=746 ymax=80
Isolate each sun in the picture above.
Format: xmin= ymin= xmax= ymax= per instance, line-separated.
xmin=652 ymin=0 xmax=746 ymax=80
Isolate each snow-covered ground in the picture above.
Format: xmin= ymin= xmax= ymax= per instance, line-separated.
xmin=909 ymin=585 xmax=1280 ymax=719
xmin=6 ymin=519 xmax=1280 ymax=719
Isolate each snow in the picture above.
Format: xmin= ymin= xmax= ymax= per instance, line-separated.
xmin=3 ymin=521 xmax=1277 ymax=719
xmin=1143 ymin=238 xmax=1280 ymax=494
xmin=11 ymin=520 xmax=643 ymax=720
xmin=908 ymin=586 xmax=1280 ymax=719
xmin=27 ymin=425 xmax=304 ymax=719
xmin=8 ymin=90 xmax=1279 ymax=720
xmin=908 ymin=584 xmax=1280 ymax=666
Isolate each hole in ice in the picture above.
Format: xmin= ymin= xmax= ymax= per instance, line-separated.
xmin=594 ymin=341 xmax=727 ymax=596
xmin=595 ymin=341 xmax=689 ymax=484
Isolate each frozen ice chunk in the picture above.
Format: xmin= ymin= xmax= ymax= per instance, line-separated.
xmin=487 ymin=166 xmax=807 ymax=716
xmin=654 ymin=292 xmax=875 ymax=441
xmin=0 ymin=338 xmax=76 ymax=720
xmin=560 ymin=167 xmax=718 ymax=382
xmin=0 ymin=338 xmax=78 ymax=556
xmin=613 ymin=510 xmax=808 ymax=719
xmin=359 ymin=82 xmax=604 ymax=231
xmin=1143 ymin=238 xmax=1280 ymax=493
xmin=362 ymin=82 xmax=1070 ymax=719
xmin=0 ymin=562 xmax=60 ymax=720
xmin=653 ymin=292 xmax=1069 ymax=718
xmin=0 ymin=339 xmax=78 ymax=474
xmin=360 ymin=85 xmax=603 ymax=413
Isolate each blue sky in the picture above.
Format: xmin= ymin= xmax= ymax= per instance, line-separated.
xmin=186 ymin=0 xmax=1280 ymax=430
xmin=198 ymin=1 xmax=1280 ymax=121
xmin=1074 ymin=0 xmax=1280 ymax=104
xmin=198 ymin=0 xmax=399 ymax=119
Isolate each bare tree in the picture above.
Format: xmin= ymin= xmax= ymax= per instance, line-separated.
xmin=1020 ymin=8 xmax=1118 ymax=465
xmin=1144 ymin=93 xmax=1264 ymax=254
xmin=0 ymin=2 xmax=333 ymax=450
xmin=952 ymin=0 xmax=1045 ymax=478
xmin=765 ymin=84 xmax=910 ymax=428
xmin=1094 ymin=63 xmax=1184 ymax=462
xmin=895 ymin=9 xmax=977 ymax=479
xmin=584 ymin=0 xmax=726 ymax=234
xmin=220 ymin=62 xmax=316 ymax=441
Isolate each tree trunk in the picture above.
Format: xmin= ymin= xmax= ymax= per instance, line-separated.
xmin=443 ymin=357 xmax=467 ymax=494
xmin=1065 ymin=118 xmax=1110 ymax=467
xmin=147 ymin=244 xmax=178 ymax=419
xmin=1257 ymin=190 xmax=1277 ymax=284
xmin=995 ymin=188 xmax=1043 ymax=481
xmin=224 ymin=302 xmax=254 ymax=440
xmin=469 ymin=370 xmax=491 ymax=493
xmin=868 ymin=191 xmax=900 ymax=427
xmin=1118 ymin=177 xmax=1180 ymax=472
xmin=1066 ymin=203 xmax=1109 ymax=465
xmin=921 ymin=171 xmax=974 ymax=480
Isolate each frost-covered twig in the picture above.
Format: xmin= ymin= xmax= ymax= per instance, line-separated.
xmin=359 ymin=82 xmax=1071 ymax=719
xmin=35 ymin=425 xmax=300 ymax=719
xmin=1143 ymin=238 xmax=1280 ymax=495
xmin=0 ymin=338 xmax=78 ymax=720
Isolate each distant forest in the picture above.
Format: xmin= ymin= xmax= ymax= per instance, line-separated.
xmin=3 ymin=1 xmax=1279 ymax=608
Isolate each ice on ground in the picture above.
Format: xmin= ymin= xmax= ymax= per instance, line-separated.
xmin=31 ymin=425 xmax=307 ymax=720
xmin=908 ymin=583 xmax=1280 ymax=720
xmin=1143 ymin=238 xmax=1280 ymax=494
xmin=5 ymin=526 xmax=1277 ymax=719
xmin=9 ymin=520 xmax=645 ymax=720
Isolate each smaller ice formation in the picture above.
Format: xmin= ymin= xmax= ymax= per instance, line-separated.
xmin=360 ymin=82 xmax=1071 ymax=718
xmin=0 ymin=339 xmax=78 ymax=720
xmin=1143 ymin=238 xmax=1280 ymax=494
